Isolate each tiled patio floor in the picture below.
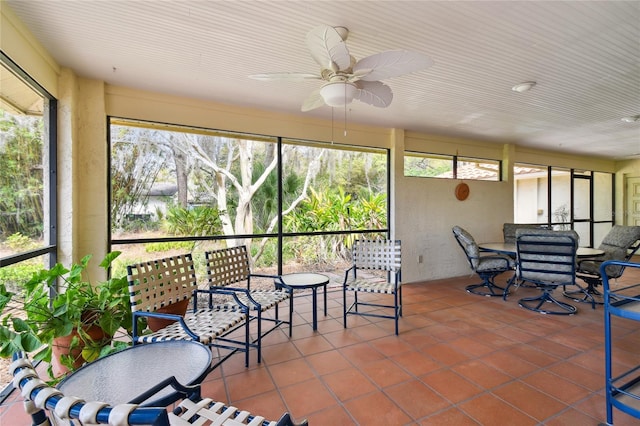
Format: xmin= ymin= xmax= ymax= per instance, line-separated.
xmin=2 ymin=269 xmax=640 ymax=425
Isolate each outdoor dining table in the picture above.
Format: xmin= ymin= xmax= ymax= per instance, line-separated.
xmin=479 ymin=242 xmax=605 ymax=258
xmin=56 ymin=340 xmax=212 ymax=407
xmin=479 ymin=242 xmax=605 ymax=301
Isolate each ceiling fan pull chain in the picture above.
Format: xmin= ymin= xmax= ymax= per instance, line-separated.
xmin=343 ymin=83 xmax=348 ymax=136
xmin=331 ymin=107 xmax=335 ymax=144
xmin=344 ymin=104 xmax=348 ymax=137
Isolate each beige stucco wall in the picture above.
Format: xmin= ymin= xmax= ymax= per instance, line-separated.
xmin=56 ymin=70 xmax=109 ymax=272
xmin=105 ymin=85 xmax=392 ymax=150
xmin=3 ymin=5 xmax=629 ymax=284
xmin=0 ymin=3 xmax=58 ymax=96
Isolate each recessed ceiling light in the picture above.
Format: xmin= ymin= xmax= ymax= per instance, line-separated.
xmin=621 ymin=115 xmax=640 ymax=123
xmin=512 ymin=81 xmax=536 ymax=93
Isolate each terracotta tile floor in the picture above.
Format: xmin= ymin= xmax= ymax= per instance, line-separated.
xmin=2 ymin=269 xmax=640 ymax=425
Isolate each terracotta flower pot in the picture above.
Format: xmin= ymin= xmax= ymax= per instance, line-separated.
xmin=51 ymin=324 xmax=108 ymax=377
xmin=147 ymin=298 xmax=189 ymax=332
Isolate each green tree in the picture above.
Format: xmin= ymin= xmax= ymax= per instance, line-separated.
xmin=110 ymin=127 xmax=166 ymax=230
xmin=0 ymin=111 xmax=44 ymax=239
xmin=285 ymin=187 xmax=387 ymax=262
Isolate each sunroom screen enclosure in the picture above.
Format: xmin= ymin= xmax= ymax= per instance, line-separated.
xmin=109 ymin=118 xmax=389 ymax=273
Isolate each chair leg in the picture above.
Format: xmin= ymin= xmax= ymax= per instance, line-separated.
xmin=466 ymin=271 xmax=506 ymax=297
xmin=519 ymin=290 xmax=577 ymax=315
xmin=502 ymin=273 xmax=518 ymax=301
xmin=343 ymin=286 xmax=347 ymax=329
xmin=394 ymin=291 xmax=399 ymax=335
xmin=564 ymin=278 xmax=600 ymax=309
xmin=289 ymin=290 xmax=294 ymax=337
xmin=256 ymin=310 xmax=262 ymax=364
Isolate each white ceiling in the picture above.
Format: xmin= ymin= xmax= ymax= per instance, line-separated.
xmin=5 ymin=1 xmax=640 ymax=160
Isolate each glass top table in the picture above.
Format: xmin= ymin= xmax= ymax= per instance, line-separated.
xmin=57 ymin=340 xmax=212 ymax=407
xmin=480 ymin=242 xmax=604 ymax=258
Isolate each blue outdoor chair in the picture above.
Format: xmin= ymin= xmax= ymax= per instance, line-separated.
xmin=566 ymin=225 xmax=640 ymax=306
xmin=452 ymin=226 xmax=514 ymax=297
xmin=343 ymin=239 xmax=403 ymax=335
xmin=9 ymin=352 xmax=307 ymax=426
xmin=127 ymin=254 xmax=256 ymax=368
xmin=515 ymin=229 xmax=579 ymax=315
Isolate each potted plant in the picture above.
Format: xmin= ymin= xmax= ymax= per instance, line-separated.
xmin=0 ymin=251 xmax=133 ymax=378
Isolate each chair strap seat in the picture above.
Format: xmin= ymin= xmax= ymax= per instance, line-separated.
xmin=239 ymin=290 xmax=291 ymax=311
xmin=170 ymin=397 xmax=278 ymax=426
xmin=134 ymin=309 xmax=246 ymax=345
xmin=346 ymin=279 xmax=398 ymax=294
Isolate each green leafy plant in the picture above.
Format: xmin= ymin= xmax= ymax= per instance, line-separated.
xmin=0 ymin=261 xmax=41 ymax=293
xmin=4 ymin=232 xmax=39 ymax=251
xmin=144 ymin=241 xmax=194 ymax=253
xmin=0 ymin=112 xmax=44 ymax=239
xmin=0 ymin=252 xmax=133 ymax=378
xmin=163 ymin=204 xmax=223 ymax=237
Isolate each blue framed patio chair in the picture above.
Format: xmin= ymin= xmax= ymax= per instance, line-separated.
xmin=127 ymin=253 xmax=257 ymax=368
xmin=502 ymin=223 xmax=550 ymax=245
xmin=343 ymin=239 xmax=403 ymax=335
xmin=9 ymin=352 xmax=307 ymax=426
xmin=452 ymin=226 xmax=514 ymax=297
xmin=204 ymin=246 xmax=292 ymax=362
xmin=515 ymin=229 xmax=579 ymax=315
xmin=565 ymin=225 xmax=640 ymax=306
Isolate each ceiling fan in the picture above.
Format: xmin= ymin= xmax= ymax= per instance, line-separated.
xmin=249 ymin=25 xmax=434 ymax=111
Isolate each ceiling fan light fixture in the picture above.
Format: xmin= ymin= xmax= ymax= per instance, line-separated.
xmin=512 ymin=81 xmax=536 ymax=93
xmin=320 ymin=82 xmax=357 ymax=107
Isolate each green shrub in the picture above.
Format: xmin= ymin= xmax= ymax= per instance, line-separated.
xmin=4 ymin=233 xmax=39 ymax=251
xmin=0 ymin=261 xmax=44 ymax=294
xmin=144 ymin=241 xmax=194 ymax=253
xmin=163 ymin=205 xmax=223 ymax=237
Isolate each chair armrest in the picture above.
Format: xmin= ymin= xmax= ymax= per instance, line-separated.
xmin=195 ymin=287 xmax=259 ymax=311
xmin=342 ymin=265 xmax=357 ymax=285
xmin=132 ymin=311 xmax=199 ymax=340
xmin=249 ymin=273 xmax=283 ymax=292
xmin=250 ymin=273 xmax=280 ymax=280
xmin=128 ymin=375 xmax=200 ymax=405
xmin=578 ymin=257 xmax=604 ymax=266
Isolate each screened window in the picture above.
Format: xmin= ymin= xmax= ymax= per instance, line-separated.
xmin=404 ymin=152 xmax=500 ymax=181
xmin=0 ymin=54 xmax=56 ymax=282
xmin=513 ymin=162 xmax=614 ymax=247
xmin=109 ymin=118 xmax=388 ymax=272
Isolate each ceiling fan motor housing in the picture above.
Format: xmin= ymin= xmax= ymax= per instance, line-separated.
xmin=320 ymin=82 xmax=357 ymax=107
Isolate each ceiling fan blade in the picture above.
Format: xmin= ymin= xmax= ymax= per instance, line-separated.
xmin=353 ymin=50 xmax=433 ymax=81
xmin=306 ymin=25 xmax=351 ymax=72
xmin=301 ymin=89 xmax=326 ymax=111
xmin=354 ymin=81 xmax=393 ymax=108
xmin=249 ymin=72 xmax=321 ymax=81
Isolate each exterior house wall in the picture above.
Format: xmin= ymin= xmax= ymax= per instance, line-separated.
xmin=616 ymin=159 xmax=640 ymax=226
xmin=515 ymin=178 xmax=542 ymax=223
